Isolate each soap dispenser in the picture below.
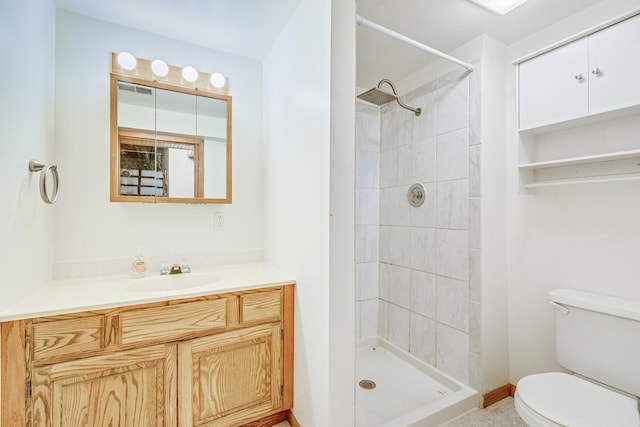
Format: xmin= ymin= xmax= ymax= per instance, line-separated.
xmin=132 ymin=247 xmax=147 ymax=278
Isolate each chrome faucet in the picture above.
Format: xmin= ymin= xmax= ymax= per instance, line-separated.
xmin=160 ymin=260 xmax=191 ymax=275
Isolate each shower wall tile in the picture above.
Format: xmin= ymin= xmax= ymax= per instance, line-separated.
xmin=468 ymin=60 xmax=481 ymax=96
xmin=356 ymin=262 xmax=379 ymax=301
xmin=356 ymin=101 xmax=380 ymax=151
xmin=379 ymin=226 xmax=390 ymax=263
xmin=360 ymin=298 xmax=379 ymax=339
xmin=411 ymin=91 xmax=437 ymax=142
xmin=410 ymin=137 xmax=436 ymax=184
xmin=437 ymin=276 xmax=469 ymax=333
xmin=411 ymin=270 xmax=437 ymax=319
xmin=436 ymin=323 xmax=469 ymax=384
xmin=439 ymin=68 xmax=470 ymax=89
xmin=378 ymin=262 xmax=390 ymax=301
xmin=378 ymin=300 xmax=390 ymax=339
xmin=381 ymin=145 xmax=411 ymax=188
xmin=436 ymin=129 xmax=469 ymax=181
xmin=386 ymin=265 xmax=411 ymax=310
xmin=356 ymin=150 xmax=379 ymax=189
xmin=380 ymin=186 xmax=411 ymax=226
xmin=356 ymin=225 xmax=379 ymax=263
xmin=410 ymin=227 xmax=437 ymax=273
xmin=469 ymin=145 xmax=481 ymax=197
xmin=381 ymin=104 xmax=413 ymax=151
xmin=410 ymin=313 xmax=436 ymax=365
xmin=436 ymin=78 xmax=469 ymax=135
xmin=469 ymin=249 xmax=482 ymax=302
xmin=388 ymin=226 xmax=411 ymax=268
xmin=388 ymin=303 xmax=410 ymax=351
xmin=469 ymin=93 xmax=482 ymax=146
xmin=355 ymin=302 xmax=361 ymax=342
xmin=437 ymin=229 xmax=469 ymax=281
xmin=469 ymin=352 xmax=481 ymax=391
xmin=356 ymin=189 xmax=379 ymax=226
xmin=469 ymin=301 xmax=482 ymax=354
xmin=469 ymin=198 xmax=481 ymax=250
xmin=410 ymin=183 xmax=436 ymax=228
xmin=436 ymin=179 xmax=469 ymax=230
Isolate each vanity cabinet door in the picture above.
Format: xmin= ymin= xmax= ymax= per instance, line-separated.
xmin=31 ymin=344 xmax=177 ymax=427
xmin=178 ymin=323 xmax=283 ymax=427
xmin=518 ymin=37 xmax=589 ymax=129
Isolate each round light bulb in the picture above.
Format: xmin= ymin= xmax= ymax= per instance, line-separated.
xmin=209 ymin=73 xmax=226 ymax=88
xmin=151 ymin=59 xmax=168 ymax=77
xmin=117 ymin=52 xmax=136 ymax=71
xmin=182 ymin=66 xmax=198 ymax=83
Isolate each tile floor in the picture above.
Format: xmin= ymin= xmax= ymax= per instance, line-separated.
xmin=273 ymin=397 xmax=527 ymax=426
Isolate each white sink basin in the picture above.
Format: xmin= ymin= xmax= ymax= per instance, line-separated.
xmin=127 ymin=273 xmax=219 ymax=292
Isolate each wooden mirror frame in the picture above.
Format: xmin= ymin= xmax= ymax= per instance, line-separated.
xmin=110 ymin=54 xmax=232 ymax=204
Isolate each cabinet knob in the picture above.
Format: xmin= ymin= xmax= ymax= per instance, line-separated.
xmin=574 ymin=73 xmax=584 ymax=81
xmin=592 ymin=68 xmax=602 ymax=75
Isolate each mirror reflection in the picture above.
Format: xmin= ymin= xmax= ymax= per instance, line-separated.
xmin=111 ymin=78 xmax=231 ymax=203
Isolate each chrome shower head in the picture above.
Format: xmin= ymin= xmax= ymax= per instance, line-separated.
xmin=357 ymin=79 xmax=421 ymax=116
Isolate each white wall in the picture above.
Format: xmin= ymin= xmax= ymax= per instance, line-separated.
xmin=262 ymin=0 xmax=335 ymax=424
xmin=54 ymin=10 xmax=264 ymax=263
xmin=0 ymin=0 xmax=56 ymax=310
xmin=506 ymin=0 xmax=640 ymax=383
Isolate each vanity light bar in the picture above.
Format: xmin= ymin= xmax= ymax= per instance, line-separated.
xmin=112 ymin=52 xmax=228 ymax=95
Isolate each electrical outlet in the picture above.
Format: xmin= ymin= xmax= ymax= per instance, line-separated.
xmin=214 ymin=212 xmax=224 ymax=231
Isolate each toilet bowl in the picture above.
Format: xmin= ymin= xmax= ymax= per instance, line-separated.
xmin=515 ymin=372 xmax=639 ymax=427
xmin=515 ymin=289 xmax=640 ymax=427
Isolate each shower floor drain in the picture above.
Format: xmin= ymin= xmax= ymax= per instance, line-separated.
xmin=359 ymin=379 xmax=376 ymax=390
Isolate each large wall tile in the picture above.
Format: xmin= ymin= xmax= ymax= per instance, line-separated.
xmin=411 ymin=270 xmax=437 ymax=319
xmin=469 ymin=301 xmax=482 ymax=354
xmin=469 ymin=249 xmax=481 ymax=302
xmin=388 ymin=303 xmax=410 ymax=351
xmin=436 ymin=180 xmax=469 ymax=230
xmin=356 ymin=262 xmax=379 ymax=301
xmin=356 ymin=225 xmax=379 ymax=263
xmin=381 ymin=145 xmax=411 ymax=188
xmin=378 ymin=300 xmax=389 ymax=339
xmin=356 ymin=188 xmax=379 ymax=226
xmin=411 ymin=137 xmax=436 ymax=184
xmin=436 ymin=129 xmax=469 ymax=181
xmin=437 ymin=229 xmax=469 ymax=280
xmin=410 ymin=313 xmax=436 ymax=365
xmin=379 ymin=225 xmax=390 ymax=263
xmin=469 ymin=145 xmax=481 ymax=197
xmin=360 ymin=299 xmax=379 ymax=339
xmin=356 ymin=101 xmax=380 ymax=151
xmin=387 ymin=265 xmax=411 ymax=309
xmin=410 ymin=183 xmax=437 ymax=228
xmin=436 ymin=323 xmax=469 ymax=384
xmin=436 ymin=78 xmax=469 ymax=135
xmin=381 ymin=104 xmax=413 ymax=150
xmin=469 ymin=198 xmax=481 ymax=250
xmin=411 ymin=91 xmax=437 ymax=142
xmin=380 ymin=186 xmax=411 ymax=226
xmin=356 ymin=150 xmax=379 ymax=189
xmin=469 ymin=93 xmax=481 ymax=146
xmin=437 ymin=276 xmax=469 ymax=332
xmin=410 ymin=227 xmax=437 ymax=273
xmin=388 ymin=226 xmax=411 ymax=268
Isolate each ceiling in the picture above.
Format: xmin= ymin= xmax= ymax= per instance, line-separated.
xmin=54 ymin=0 xmax=604 ymax=89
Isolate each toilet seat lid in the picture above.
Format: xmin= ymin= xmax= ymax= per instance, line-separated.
xmin=517 ymin=372 xmax=640 ymax=427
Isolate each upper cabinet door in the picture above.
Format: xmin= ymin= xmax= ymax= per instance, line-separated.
xmin=588 ymin=14 xmax=640 ymax=114
xmin=519 ymin=38 xmax=589 ymax=130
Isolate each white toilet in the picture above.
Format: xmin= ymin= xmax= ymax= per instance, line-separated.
xmin=515 ymin=288 xmax=640 ymax=427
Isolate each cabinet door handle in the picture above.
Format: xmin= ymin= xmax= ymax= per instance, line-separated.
xmin=574 ymin=73 xmax=584 ymax=81
xmin=592 ymin=67 xmax=602 ymax=75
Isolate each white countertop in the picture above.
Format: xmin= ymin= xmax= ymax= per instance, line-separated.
xmin=0 ymin=263 xmax=295 ymax=322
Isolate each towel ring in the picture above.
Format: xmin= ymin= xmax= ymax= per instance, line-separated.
xmin=29 ymin=159 xmax=59 ymax=204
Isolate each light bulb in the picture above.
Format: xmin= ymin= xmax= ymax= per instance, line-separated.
xmin=151 ymin=59 xmax=168 ymax=77
xmin=209 ymin=73 xmax=226 ymax=88
xmin=182 ymin=66 xmax=198 ymax=83
xmin=117 ymin=52 xmax=137 ymax=70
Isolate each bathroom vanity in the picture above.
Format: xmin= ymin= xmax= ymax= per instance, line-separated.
xmin=0 ymin=265 xmax=294 ymax=427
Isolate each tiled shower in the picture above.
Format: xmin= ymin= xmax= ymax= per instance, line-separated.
xmin=355 ymin=65 xmax=482 ymax=390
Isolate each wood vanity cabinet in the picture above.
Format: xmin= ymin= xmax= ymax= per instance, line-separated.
xmin=0 ymin=284 xmax=294 ymax=427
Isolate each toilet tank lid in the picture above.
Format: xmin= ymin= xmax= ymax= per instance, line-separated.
xmin=550 ymin=288 xmax=640 ymax=321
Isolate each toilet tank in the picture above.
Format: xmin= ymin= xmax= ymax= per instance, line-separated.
xmin=550 ymin=289 xmax=640 ymax=397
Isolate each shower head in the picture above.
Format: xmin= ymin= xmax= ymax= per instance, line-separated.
xmin=357 ymin=87 xmax=398 ymax=106
xmin=357 ymin=79 xmax=421 ymax=116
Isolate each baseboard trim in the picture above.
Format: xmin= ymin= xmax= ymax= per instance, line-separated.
xmin=482 ymin=384 xmax=516 ymax=408
xmin=287 ymin=410 xmax=301 ymax=427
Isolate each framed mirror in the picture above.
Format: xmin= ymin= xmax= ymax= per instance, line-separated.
xmin=110 ymin=54 xmax=232 ymax=204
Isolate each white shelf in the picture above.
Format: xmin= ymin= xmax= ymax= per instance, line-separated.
xmin=519 ymin=149 xmax=640 ymax=170
xmin=523 ymin=173 xmax=640 ymax=189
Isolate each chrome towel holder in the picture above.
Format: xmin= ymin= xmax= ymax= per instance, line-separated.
xmin=29 ymin=159 xmax=59 ymax=204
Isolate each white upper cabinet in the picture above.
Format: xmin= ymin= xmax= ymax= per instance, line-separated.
xmin=518 ymin=13 xmax=640 ymax=131
xmin=519 ymin=38 xmax=588 ymax=129
xmin=589 ymin=14 xmax=640 ymax=114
